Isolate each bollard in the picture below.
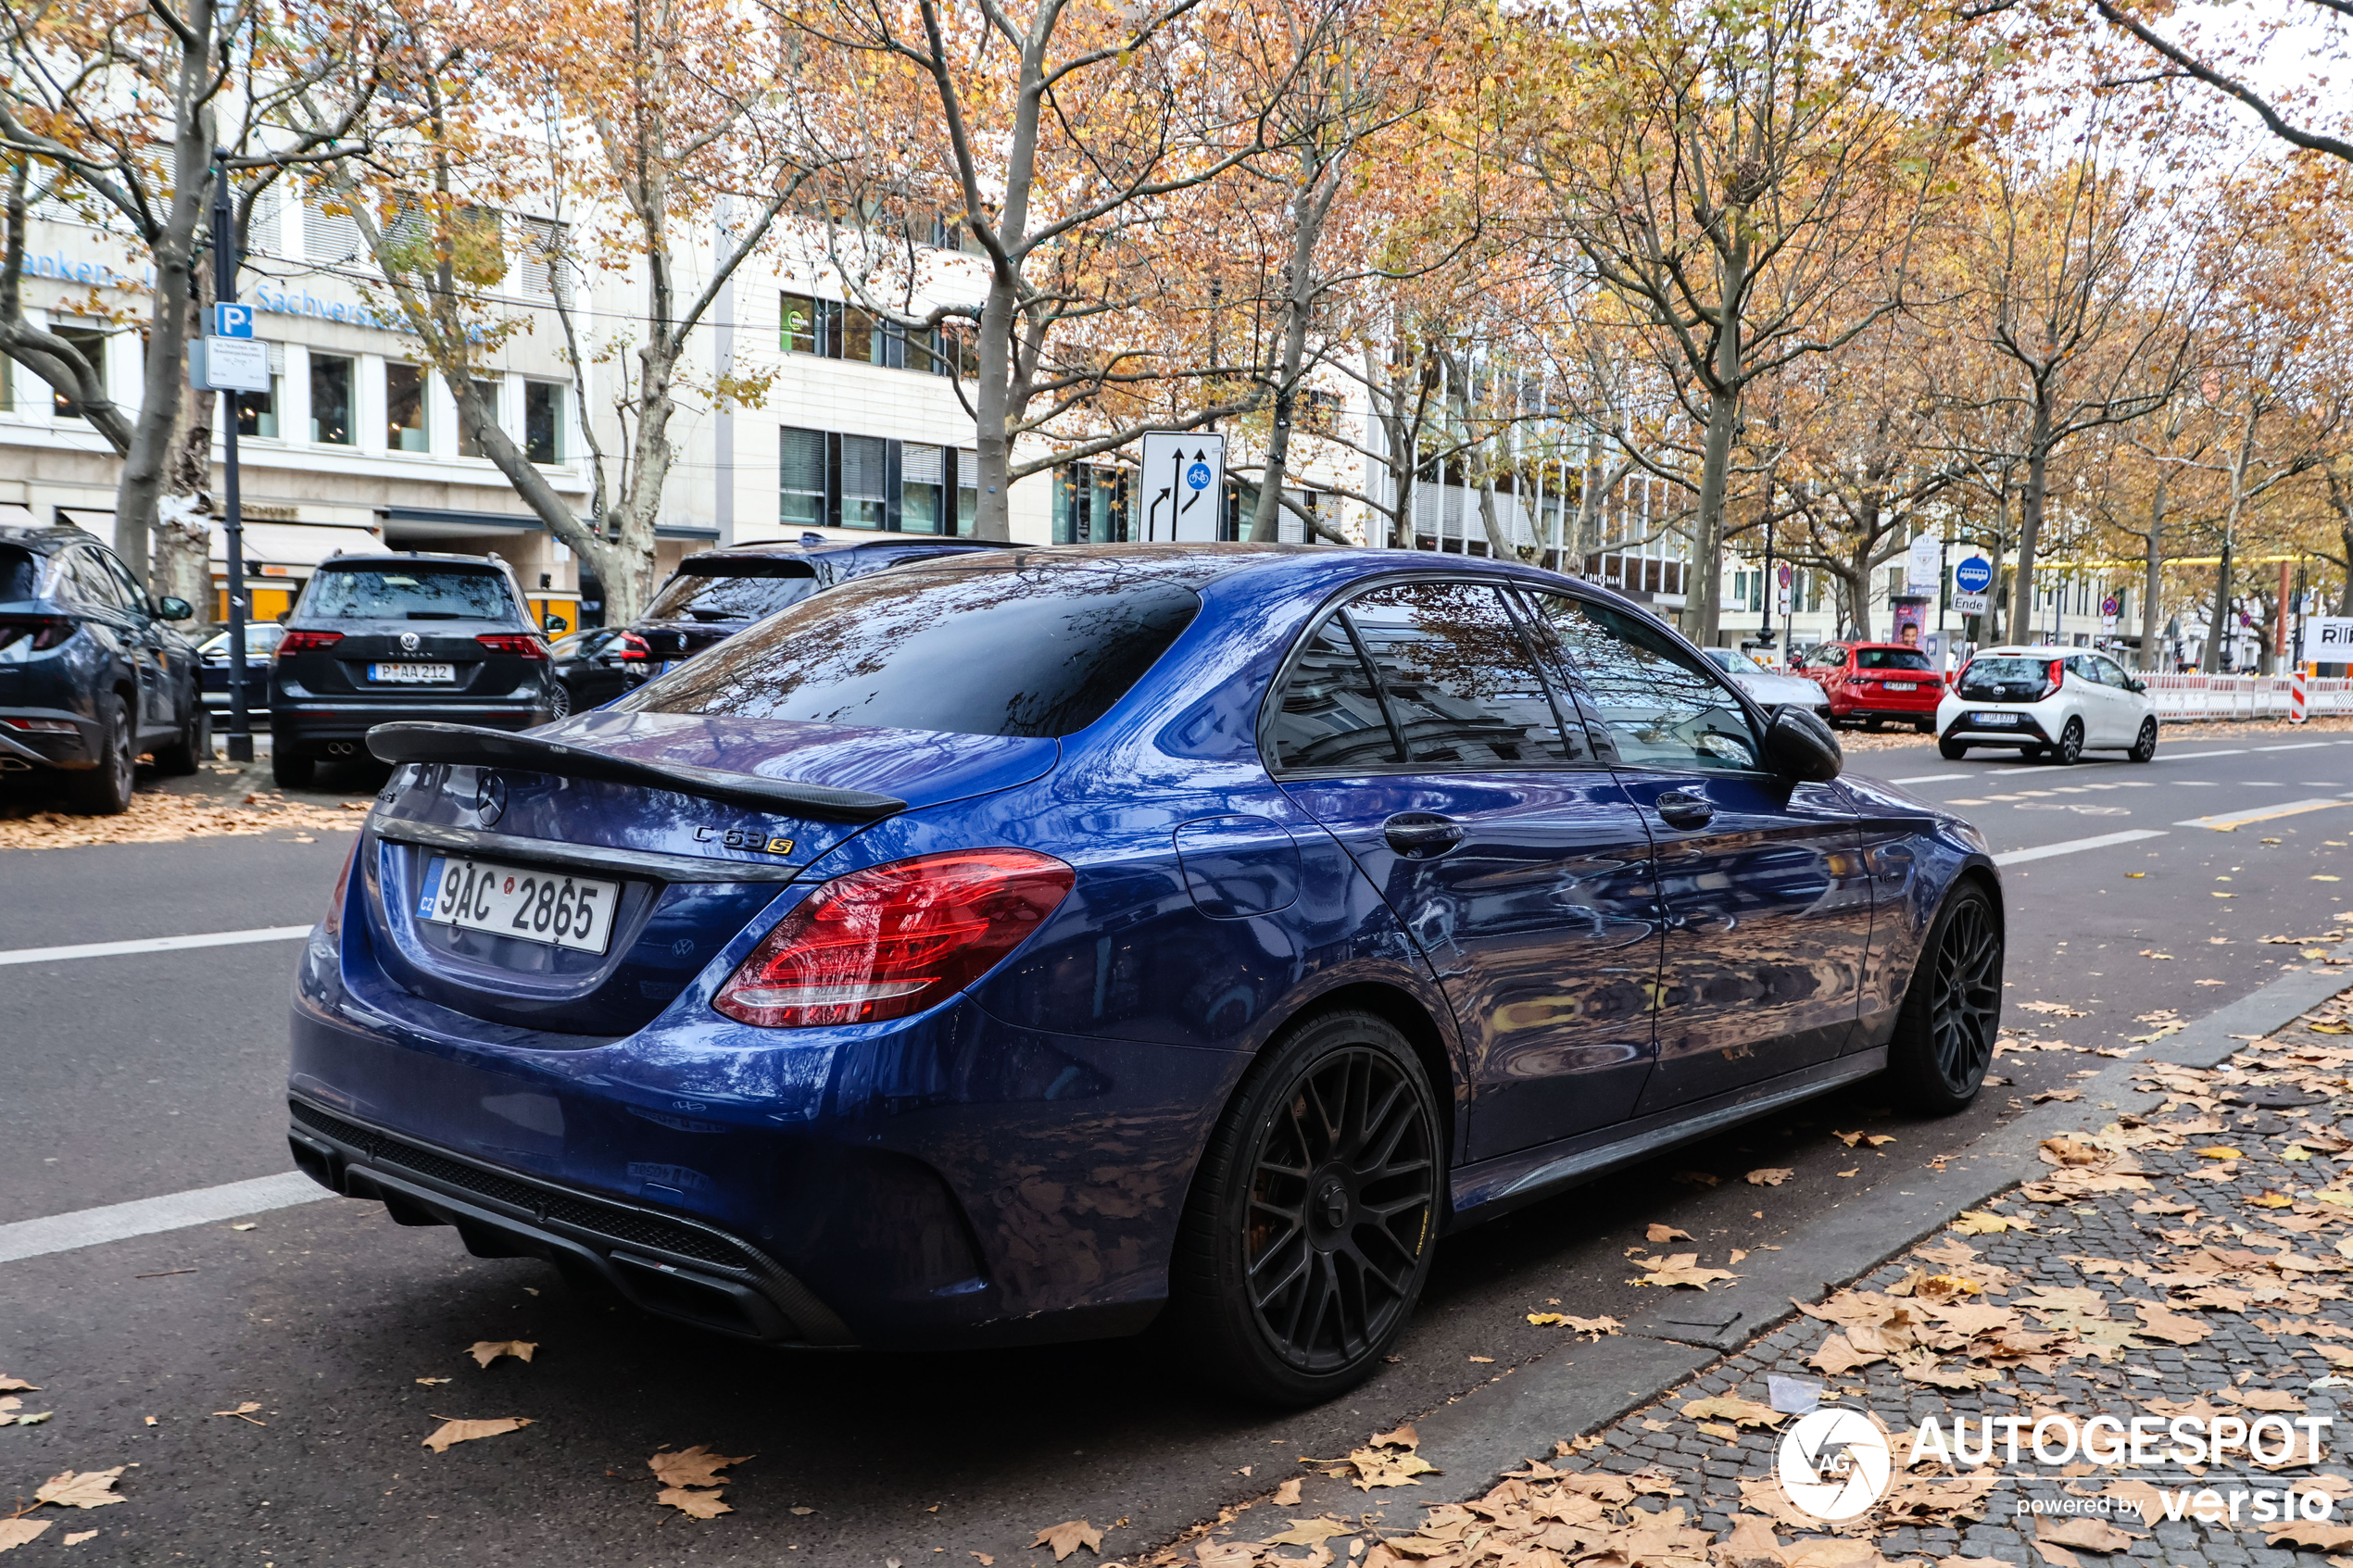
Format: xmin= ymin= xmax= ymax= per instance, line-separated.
xmin=2290 ymin=666 xmax=2309 ymax=724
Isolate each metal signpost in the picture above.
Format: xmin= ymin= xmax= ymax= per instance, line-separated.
xmin=195 ymin=159 xmax=263 ymax=761
xmin=1139 ymin=431 xmax=1227 ymax=542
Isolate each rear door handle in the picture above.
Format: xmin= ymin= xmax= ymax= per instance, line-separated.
xmin=1653 ymin=791 xmax=1714 ymax=830
xmin=1383 ymin=813 xmax=1465 ymax=858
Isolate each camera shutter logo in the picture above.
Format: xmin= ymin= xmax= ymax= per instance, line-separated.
xmin=1778 ymin=1408 xmax=1892 ymax=1521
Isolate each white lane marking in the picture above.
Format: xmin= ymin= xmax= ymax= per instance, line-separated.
xmin=0 ymin=924 xmax=312 ymax=968
xmin=2174 ymin=798 xmax=2349 ymax=832
xmin=1992 ymin=829 xmax=2169 ymax=866
xmin=1889 ymin=773 xmax=1971 ymax=784
xmin=2157 ymin=748 xmax=2247 ymax=760
xmin=0 ymin=1172 xmax=329 ymax=1265
xmin=2258 ymin=743 xmax=2334 ymax=753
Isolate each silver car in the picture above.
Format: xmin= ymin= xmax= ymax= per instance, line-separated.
xmin=1704 ymin=646 xmax=1833 ymax=716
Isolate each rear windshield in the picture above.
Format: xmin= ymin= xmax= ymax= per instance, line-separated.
xmin=620 ymin=566 xmax=1201 ymax=737
xmin=644 ymin=558 xmax=818 ymax=623
xmin=1963 ymin=657 xmax=2049 ymax=684
xmin=0 ymin=546 xmax=39 ymax=601
xmin=303 ymin=566 xmax=513 ymax=621
xmin=1856 ymin=647 xmax=1931 ymax=671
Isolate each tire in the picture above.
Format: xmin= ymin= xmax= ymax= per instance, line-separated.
xmin=548 ymin=680 xmax=573 ymax=721
xmin=2019 ymin=746 xmax=2045 ymax=760
xmin=1914 ymin=721 xmax=1933 ymax=734
xmin=1863 ymin=718 xmax=1882 ymax=733
xmin=271 ymin=747 xmax=317 ymax=788
xmin=66 ymin=695 xmax=135 ymax=815
xmin=154 ymin=698 xmax=208 ymax=776
xmin=1170 ymin=1010 xmax=1441 ymax=1406
xmin=2051 ymin=716 xmax=2083 ymax=765
xmin=1886 ymin=882 xmax=2004 ymax=1114
xmin=2128 ymin=717 xmax=2157 ymax=763
xmin=1939 ymin=738 xmax=1969 ymax=761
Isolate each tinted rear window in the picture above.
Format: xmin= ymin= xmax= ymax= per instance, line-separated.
xmin=304 ymin=567 xmax=513 ymax=621
xmin=0 ymin=546 xmax=38 ymax=601
xmin=620 ymin=566 xmax=1201 ymax=737
xmin=1963 ymin=658 xmax=2049 ymax=685
xmin=644 ymin=558 xmax=818 ymax=623
xmin=1856 ymin=647 xmax=1931 ymax=671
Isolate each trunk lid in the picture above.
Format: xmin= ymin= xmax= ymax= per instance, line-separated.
xmin=357 ymin=712 xmax=1057 ymax=1037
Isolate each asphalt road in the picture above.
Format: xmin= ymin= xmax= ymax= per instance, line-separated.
xmin=2 ymin=731 xmax=2348 ymax=1566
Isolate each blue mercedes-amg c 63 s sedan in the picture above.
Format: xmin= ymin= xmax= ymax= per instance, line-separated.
xmin=286 ymin=544 xmax=2002 ymax=1405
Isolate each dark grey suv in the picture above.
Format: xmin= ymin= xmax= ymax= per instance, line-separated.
xmin=0 ymin=524 xmax=205 ymax=813
xmin=269 ymin=552 xmax=555 ymax=788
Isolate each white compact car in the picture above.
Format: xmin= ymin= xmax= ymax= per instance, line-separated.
xmin=1936 ymin=646 xmax=2158 ymax=764
xmin=1703 ymin=646 xmax=1833 ymax=718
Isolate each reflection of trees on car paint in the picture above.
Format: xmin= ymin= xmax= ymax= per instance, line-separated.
xmin=1530 ymin=596 xmax=1760 ymax=770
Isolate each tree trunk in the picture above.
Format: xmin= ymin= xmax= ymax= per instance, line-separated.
xmin=2138 ymin=471 xmax=2167 ymax=671
xmin=1847 ymin=542 xmax=1876 ymax=642
xmin=972 ymin=272 xmax=1018 ymax=541
xmin=2202 ymin=544 xmax=2234 ymax=672
xmin=1686 ymin=386 xmax=1738 ymax=646
xmin=1476 ymin=474 xmax=1513 ymax=559
xmin=110 ymin=15 xmax=219 ymax=587
xmin=155 ymin=265 xmax=215 ymax=630
xmin=2005 ymin=403 xmax=2052 ymax=646
xmin=1251 ymin=153 xmax=1327 ymax=545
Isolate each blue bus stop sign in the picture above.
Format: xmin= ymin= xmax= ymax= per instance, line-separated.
xmin=1955 ymin=556 xmax=1993 ymax=595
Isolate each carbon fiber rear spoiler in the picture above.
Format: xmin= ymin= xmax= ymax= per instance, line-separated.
xmin=366 ymin=721 xmax=907 ymax=822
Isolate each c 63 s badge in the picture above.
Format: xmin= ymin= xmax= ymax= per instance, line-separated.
xmin=695 ymin=825 xmax=796 ymax=857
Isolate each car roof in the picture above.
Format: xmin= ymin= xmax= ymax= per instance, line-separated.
xmin=313 ymin=551 xmax=510 ymax=569
xmin=0 ymin=524 xmax=107 ymax=555
xmin=1978 ymin=646 xmax=2086 ymax=657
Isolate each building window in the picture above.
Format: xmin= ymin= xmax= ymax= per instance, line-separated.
xmin=0 ymin=353 xmax=12 ymax=412
xmin=781 ymin=292 xmax=822 ymax=355
xmin=310 ymin=354 xmax=354 ymax=445
xmin=304 ymin=195 xmax=362 ymax=265
xmin=235 ymin=379 xmax=281 ymax=439
xmin=385 ymin=361 xmax=428 ymax=452
xmin=50 ymin=324 xmax=107 ymax=420
xmin=516 ymin=215 xmax=569 ymax=301
xmin=781 ymin=425 xmax=826 ymax=528
xmin=523 ymin=381 xmax=564 ymax=463
xmin=901 ymin=443 xmax=944 ymax=534
xmin=1053 ymin=463 xmax=1128 ymax=544
xmin=456 ymin=378 xmax=499 ymax=458
xmin=839 ymin=433 xmax=888 ymax=529
xmin=956 ymin=449 xmax=978 ymax=536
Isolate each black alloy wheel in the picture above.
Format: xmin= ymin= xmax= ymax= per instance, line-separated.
xmin=2051 ymin=716 xmax=2084 ymax=765
xmin=2128 ymin=717 xmax=2158 ymax=762
xmin=154 ymin=696 xmax=208 ymax=775
xmin=1887 ymin=883 xmax=2004 ymax=1113
xmin=548 ymin=680 xmax=573 ymax=720
xmin=65 ymin=694 xmax=136 ymax=815
xmin=1172 ymin=1010 xmax=1440 ymax=1405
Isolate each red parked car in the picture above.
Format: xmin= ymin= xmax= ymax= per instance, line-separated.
xmin=1797 ymin=641 xmax=1944 ymax=731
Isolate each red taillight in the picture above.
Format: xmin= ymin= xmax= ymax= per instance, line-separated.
xmin=616 ymin=633 xmax=649 ymax=660
xmin=476 ymin=633 xmax=548 ymax=660
xmin=279 ymin=630 xmax=344 ymax=656
xmin=0 ymin=615 xmax=74 ymax=651
xmin=2045 ymin=659 xmax=2066 ymax=698
xmin=713 ymin=848 xmax=1076 ymax=1029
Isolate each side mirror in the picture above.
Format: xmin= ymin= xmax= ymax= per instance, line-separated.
xmin=1767 ymin=705 xmax=1843 ymax=783
xmin=2127 ymin=679 xmax=2145 ymax=694
xmin=155 ymin=596 xmax=194 ymax=621
xmin=275 ymin=611 xmax=291 ymax=625
xmin=545 ymin=615 xmax=570 ymax=635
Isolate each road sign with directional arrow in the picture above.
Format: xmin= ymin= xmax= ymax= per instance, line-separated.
xmin=1139 ymin=431 xmax=1226 ymax=542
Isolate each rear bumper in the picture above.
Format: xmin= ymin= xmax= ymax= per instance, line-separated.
xmin=287 ymin=880 xmax=1237 ymax=1349
xmin=0 ymin=709 xmax=100 ymax=771
xmin=1942 ymin=711 xmax=2052 ymax=745
xmin=273 ymin=700 xmax=549 ymax=746
xmin=288 ymin=1097 xmax=852 ymax=1345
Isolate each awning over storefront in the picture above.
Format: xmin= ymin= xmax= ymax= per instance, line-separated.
xmin=0 ymin=503 xmax=35 ymax=528
xmin=381 ymin=505 xmax=556 ymax=542
xmin=208 ymin=520 xmax=383 ymax=569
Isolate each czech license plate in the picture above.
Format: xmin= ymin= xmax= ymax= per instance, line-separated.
xmin=1969 ymin=711 xmax=2019 ymax=725
xmin=1885 ymin=682 xmax=1918 ymax=691
xmin=417 ymin=856 xmax=617 ymax=953
xmin=371 ymin=662 xmax=457 ymax=684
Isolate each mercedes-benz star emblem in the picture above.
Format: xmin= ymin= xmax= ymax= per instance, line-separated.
xmin=474 ymin=772 xmax=508 ymax=826
xmin=399 ymin=631 xmax=421 ymax=652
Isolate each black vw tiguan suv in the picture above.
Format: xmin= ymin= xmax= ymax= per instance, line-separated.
xmin=270 ymin=552 xmax=555 ymax=788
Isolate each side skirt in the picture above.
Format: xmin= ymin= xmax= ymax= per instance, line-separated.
xmin=1446 ymin=1047 xmax=1890 ymax=1229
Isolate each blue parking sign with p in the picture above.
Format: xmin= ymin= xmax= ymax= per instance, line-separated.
xmin=214 ymin=303 xmax=254 ymax=338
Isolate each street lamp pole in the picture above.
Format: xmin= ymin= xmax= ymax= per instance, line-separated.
xmin=211 ymin=151 xmax=254 ymax=762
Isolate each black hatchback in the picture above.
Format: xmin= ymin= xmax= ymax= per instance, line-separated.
xmin=269 ymin=553 xmax=555 ymax=787
xmin=0 ymin=524 xmax=205 ymax=812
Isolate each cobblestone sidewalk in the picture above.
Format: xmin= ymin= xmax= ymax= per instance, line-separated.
xmin=1147 ymin=983 xmax=2353 ymax=1568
